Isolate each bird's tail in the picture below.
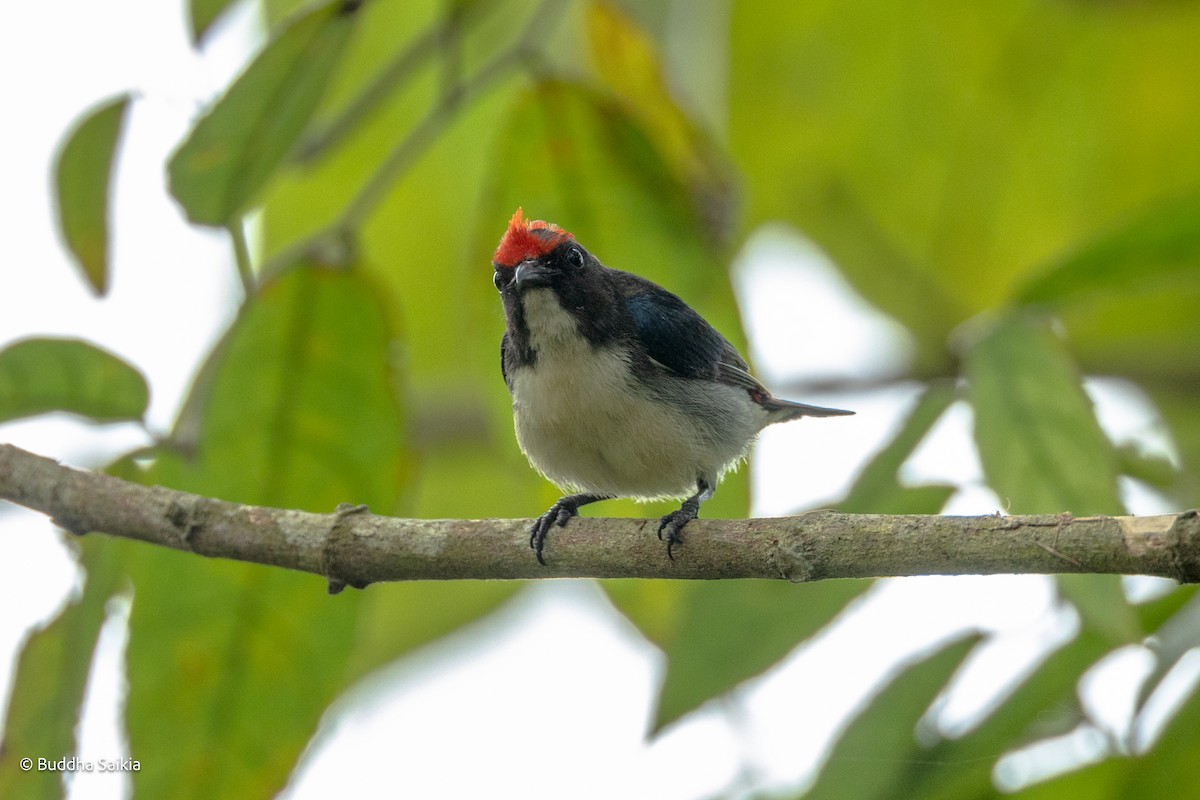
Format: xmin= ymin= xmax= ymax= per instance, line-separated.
xmin=762 ymin=396 xmax=855 ymax=423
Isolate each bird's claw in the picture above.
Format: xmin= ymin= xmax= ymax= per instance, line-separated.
xmin=657 ymin=508 xmax=697 ymax=561
xmin=529 ymin=502 xmax=577 ymax=565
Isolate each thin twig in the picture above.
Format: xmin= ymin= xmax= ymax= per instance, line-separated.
xmin=295 ymin=0 xmax=495 ymax=162
xmin=335 ymin=0 xmax=568 ymax=232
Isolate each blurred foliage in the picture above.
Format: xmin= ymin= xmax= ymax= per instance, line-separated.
xmin=188 ymin=0 xmax=242 ymax=45
xmin=0 ymin=539 xmax=125 ymax=800
xmin=3 ymin=0 xmax=1200 ymax=796
xmin=0 ymin=338 xmax=149 ymax=425
xmin=795 ymin=634 xmax=983 ymax=800
xmin=966 ymin=314 xmax=1123 ymax=515
xmin=836 ymin=379 xmax=957 ymax=514
xmin=52 ymin=93 xmax=130 ymax=296
xmin=169 ymin=1 xmax=360 ymax=227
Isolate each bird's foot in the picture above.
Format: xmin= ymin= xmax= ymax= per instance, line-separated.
xmin=529 ymin=494 xmax=605 ymax=565
xmin=530 ymin=503 xmax=576 ymax=566
xmin=657 ymin=506 xmax=698 ymax=561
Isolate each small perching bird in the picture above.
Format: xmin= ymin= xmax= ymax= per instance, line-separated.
xmin=492 ymin=209 xmax=853 ymax=564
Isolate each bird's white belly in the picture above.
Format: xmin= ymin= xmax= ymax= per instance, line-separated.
xmin=509 ymin=289 xmax=743 ymax=499
xmin=510 ymin=349 xmax=709 ymax=499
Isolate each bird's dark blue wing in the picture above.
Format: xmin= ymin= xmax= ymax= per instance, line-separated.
xmin=624 ymin=290 xmax=752 ymax=385
xmin=500 ymin=333 xmax=512 ymax=391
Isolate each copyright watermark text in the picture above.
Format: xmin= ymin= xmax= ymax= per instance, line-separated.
xmin=18 ymin=756 xmax=140 ymax=773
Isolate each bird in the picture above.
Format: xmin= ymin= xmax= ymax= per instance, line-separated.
xmin=492 ymin=208 xmax=853 ymax=564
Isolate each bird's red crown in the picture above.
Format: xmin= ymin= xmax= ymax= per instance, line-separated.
xmin=493 ymin=208 xmax=574 ymax=268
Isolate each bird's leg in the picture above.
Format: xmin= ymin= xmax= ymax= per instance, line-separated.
xmin=658 ymin=479 xmax=713 ymax=560
xmin=530 ymin=493 xmax=608 ymax=565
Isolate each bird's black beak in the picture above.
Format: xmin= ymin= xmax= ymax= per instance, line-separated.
xmin=513 ymin=260 xmax=553 ymax=289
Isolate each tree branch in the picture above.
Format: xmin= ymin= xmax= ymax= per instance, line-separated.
xmin=2 ymin=443 xmax=1198 ymax=587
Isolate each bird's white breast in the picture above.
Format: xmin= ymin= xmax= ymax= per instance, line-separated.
xmin=509 ymin=289 xmax=754 ymax=499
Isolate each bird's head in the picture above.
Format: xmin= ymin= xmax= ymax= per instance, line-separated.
xmin=492 ymin=208 xmax=590 ymax=295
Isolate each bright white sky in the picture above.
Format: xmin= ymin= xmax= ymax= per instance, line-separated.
xmin=0 ymin=2 xmax=1189 ymax=798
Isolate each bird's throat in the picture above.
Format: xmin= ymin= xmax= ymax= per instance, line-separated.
xmin=519 ymin=288 xmax=585 ymax=355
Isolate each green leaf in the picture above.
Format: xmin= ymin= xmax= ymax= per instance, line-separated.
xmin=152 ymin=263 xmax=409 ymax=509
xmin=1116 ymin=442 xmax=1178 ymax=490
xmin=966 ymin=314 xmax=1122 ymax=515
xmin=188 ymin=0 xmax=241 ymax=45
xmin=168 ymin=0 xmax=360 ymax=226
xmin=838 ymin=380 xmax=957 ymax=513
xmin=598 ymin=580 xmax=689 ymax=651
xmin=727 ymin=1 xmax=1200 ymax=378
xmin=1123 ymin=655 xmax=1200 ymax=800
xmin=125 ymin=553 xmax=363 ymax=798
xmin=866 ymin=485 xmax=956 ymax=515
xmin=344 ymin=581 xmax=520 ymax=684
xmin=605 ymin=579 xmax=869 ymax=732
xmin=1149 ymin=386 xmax=1200 ymax=510
xmin=802 ymin=635 xmax=981 ymax=800
xmin=53 ymin=93 xmax=130 ymax=296
xmin=585 ymin=2 xmax=735 ymax=243
xmin=1135 ymin=590 xmax=1200 ymax=717
xmin=122 ymin=262 xmax=413 ymax=798
xmin=1016 ymin=192 xmax=1200 ymax=383
xmin=0 ymin=337 xmax=149 ymax=425
xmin=908 ymin=629 xmax=1114 ymax=800
xmin=1056 ymin=574 xmax=1140 ymax=646
xmin=0 ymin=539 xmax=126 ymax=800
xmin=1134 ymin=584 xmax=1196 ymax=636
xmin=123 ymin=550 xmax=359 ymax=799
xmin=1017 ymin=192 xmax=1200 ymax=308
xmin=1010 ymin=655 xmax=1200 ymax=799
xmin=1009 ymin=758 xmax=1129 ymax=800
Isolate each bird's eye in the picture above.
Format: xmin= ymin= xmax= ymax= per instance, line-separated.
xmin=566 ymin=246 xmax=584 ymax=269
xmin=493 ymin=270 xmax=506 ymax=290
